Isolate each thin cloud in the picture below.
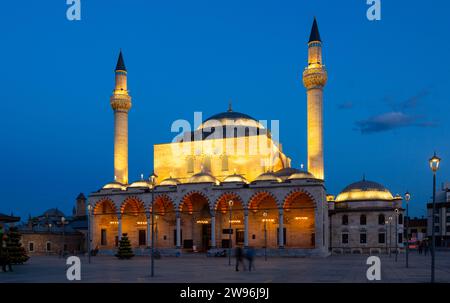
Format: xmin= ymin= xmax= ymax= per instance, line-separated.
xmin=355 ymin=111 xmax=436 ymax=134
xmin=337 ymin=101 xmax=354 ymax=110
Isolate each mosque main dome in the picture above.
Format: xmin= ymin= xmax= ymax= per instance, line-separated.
xmin=335 ymin=178 xmax=395 ymax=202
xmin=198 ymin=105 xmax=266 ymax=132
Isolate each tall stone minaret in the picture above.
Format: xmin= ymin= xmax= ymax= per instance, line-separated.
xmin=110 ymin=51 xmax=131 ymax=184
xmin=303 ymin=17 xmax=327 ymax=180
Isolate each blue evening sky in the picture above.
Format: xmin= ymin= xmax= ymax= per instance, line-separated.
xmin=0 ymin=1 xmax=449 ymax=220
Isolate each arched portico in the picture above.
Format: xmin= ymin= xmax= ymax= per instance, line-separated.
xmin=179 ymin=191 xmax=211 ymax=251
xmin=93 ymin=198 xmax=118 ymax=249
xmin=248 ymin=191 xmax=279 ymax=248
xmin=283 ymin=190 xmax=316 ymax=248
xmin=120 ymin=197 xmax=146 ymax=248
xmin=214 ymin=192 xmax=245 ymax=249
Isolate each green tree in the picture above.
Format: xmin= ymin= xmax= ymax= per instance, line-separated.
xmin=7 ymin=226 xmax=29 ymax=264
xmin=115 ymin=233 xmax=134 ymax=259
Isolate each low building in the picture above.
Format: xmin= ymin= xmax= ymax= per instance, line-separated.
xmin=427 ymin=182 xmax=450 ymax=247
xmin=329 ymin=178 xmax=404 ymax=254
xmin=406 ymin=217 xmax=427 ymax=246
xmin=17 ymin=194 xmax=88 ymax=255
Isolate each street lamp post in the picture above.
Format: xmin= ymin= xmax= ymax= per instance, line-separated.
xmin=405 ymin=192 xmax=411 ymax=268
xmin=395 ymin=209 xmax=399 ymax=262
xmin=150 ymin=173 xmax=157 ymax=278
xmin=388 ymin=216 xmax=393 ymax=257
xmin=429 ymin=152 xmax=441 ymax=283
xmin=87 ymin=204 xmax=92 ymax=264
xmin=263 ymin=211 xmax=268 ymax=261
xmin=385 ymin=220 xmax=389 ymax=254
xmin=228 ymin=200 xmax=233 ymax=266
xmin=61 ymin=216 xmax=66 ymax=257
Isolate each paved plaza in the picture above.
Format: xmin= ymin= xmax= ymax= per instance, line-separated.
xmin=1 ymin=251 xmax=450 ymax=283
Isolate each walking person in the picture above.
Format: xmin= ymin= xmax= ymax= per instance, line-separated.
xmin=0 ymin=233 xmax=12 ymax=272
xmin=245 ymin=247 xmax=255 ymax=272
xmin=418 ymin=241 xmax=423 ymax=254
xmin=235 ymin=247 xmax=246 ymax=272
xmin=424 ymin=240 xmax=429 ymax=256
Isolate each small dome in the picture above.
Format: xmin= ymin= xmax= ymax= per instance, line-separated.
xmin=128 ymin=179 xmax=151 ymax=188
xmin=254 ymin=172 xmax=281 ymax=183
xmin=287 ymin=171 xmax=315 ymax=180
xmin=223 ymin=173 xmax=248 ymax=184
xmin=274 ymin=167 xmax=301 ymax=179
xmin=159 ymin=177 xmax=181 ymax=186
xmin=43 ymin=208 xmax=65 ymax=218
xmin=103 ymin=181 xmax=126 ymax=190
xmin=188 ymin=172 xmax=218 ymax=184
xmin=335 ymin=179 xmax=394 ymax=202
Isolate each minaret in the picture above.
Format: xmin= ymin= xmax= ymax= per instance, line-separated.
xmin=302 ymin=17 xmax=327 ymax=180
xmin=110 ymin=51 xmax=131 ymax=184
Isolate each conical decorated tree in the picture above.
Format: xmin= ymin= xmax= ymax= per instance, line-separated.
xmin=6 ymin=226 xmax=29 ymax=264
xmin=115 ymin=233 xmax=134 ymax=259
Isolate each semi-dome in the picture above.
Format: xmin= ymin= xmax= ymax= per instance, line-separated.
xmin=188 ymin=172 xmax=219 ymax=184
xmin=159 ymin=177 xmax=181 ymax=186
xmin=103 ymin=181 xmax=126 ymax=190
xmin=128 ymin=179 xmax=151 ymax=188
xmin=223 ymin=173 xmax=248 ymax=184
xmin=335 ymin=179 xmax=394 ymax=202
xmin=274 ymin=167 xmax=301 ymax=179
xmin=287 ymin=170 xmax=315 ymax=180
xmin=253 ymin=172 xmax=282 ymax=183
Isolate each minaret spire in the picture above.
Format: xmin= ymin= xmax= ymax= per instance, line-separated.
xmin=308 ymin=17 xmax=321 ymax=43
xmin=228 ymin=99 xmax=233 ymax=112
xmin=110 ymin=50 xmax=132 ymax=184
xmin=302 ymin=17 xmax=327 ymax=180
xmin=115 ymin=50 xmax=127 ymax=71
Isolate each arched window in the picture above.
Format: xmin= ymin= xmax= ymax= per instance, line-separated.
xmin=378 ymin=214 xmax=385 ymax=225
xmin=360 ymin=214 xmax=367 ymax=225
xmin=186 ymin=157 xmax=194 ymax=174
xmin=398 ymin=214 xmax=403 ymax=225
xmin=342 ymin=215 xmax=348 ymax=225
xmin=221 ymin=155 xmax=228 ymax=171
xmin=203 ymin=156 xmax=211 ymax=172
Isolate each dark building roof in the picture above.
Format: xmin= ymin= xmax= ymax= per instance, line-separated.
xmin=115 ymin=50 xmax=126 ymax=71
xmin=309 ymin=17 xmax=321 ymax=43
xmin=0 ymin=213 xmax=20 ymax=223
xmin=76 ymin=193 xmax=86 ymax=200
xmin=43 ymin=208 xmax=65 ymax=218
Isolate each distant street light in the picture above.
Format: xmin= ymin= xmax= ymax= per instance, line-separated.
xmin=394 ymin=209 xmax=399 ymax=262
xmin=429 ymin=152 xmax=441 ymax=283
xmin=150 ymin=172 xmax=157 ymax=278
xmin=388 ymin=216 xmax=393 ymax=257
xmin=228 ymin=200 xmax=233 ymax=266
xmin=263 ymin=211 xmax=268 ymax=261
xmin=405 ymin=192 xmax=411 ymax=268
xmin=61 ymin=216 xmax=66 ymax=257
xmin=87 ymin=204 xmax=93 ymax=264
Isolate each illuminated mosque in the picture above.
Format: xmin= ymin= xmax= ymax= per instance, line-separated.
xmin=88 ymin=18 xmax=404 ymax=256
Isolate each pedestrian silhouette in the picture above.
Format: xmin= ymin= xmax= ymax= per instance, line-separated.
xmin=245 ymin=247 xmax=255 ymax=271
xmin=235 ymin=247 xmax=246 ymax=272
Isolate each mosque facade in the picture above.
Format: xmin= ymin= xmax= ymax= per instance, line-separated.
xmin=88 ymin=18 xmax=404 ymax=257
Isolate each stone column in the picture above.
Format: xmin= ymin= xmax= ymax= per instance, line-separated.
xmin=146 ymin=212 xmax=151 ymax=248
xmin=244 ymin=208 xmax=249 ymax=248
xmin=118 ymin=213 xmax=123 ymax=241
xmin=176 ymin=211 xmax=181 ymax=249
xmin=210 ymin=211 xmax=216 ymax=249
xmin=278 ymin=208 xmax=284 ymax=248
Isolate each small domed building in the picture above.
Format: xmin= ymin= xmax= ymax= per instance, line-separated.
xmin=328 ymin=178 xmax=404 ymax=254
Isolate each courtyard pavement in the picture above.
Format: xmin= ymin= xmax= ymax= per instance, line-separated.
xmin=1 ymin=251 xmax=449 ymax=283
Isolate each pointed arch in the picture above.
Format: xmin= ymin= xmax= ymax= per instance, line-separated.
xmin=120 ymin=196 xmax=145 ymax=214
xmin=152 ymin=194 xmax=176 ymax=216
xmin=93 ymin=198 xmax=117 ymax=215
xmin=180 ymin=190 xmax=211 ymax=214
xmin=282 ymin=189 xmax=316 ymax=210
xmin=248 ymin=191 xmax=279 ymax=212
xmin=214 ymin=192 xmax=244 ymax=214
